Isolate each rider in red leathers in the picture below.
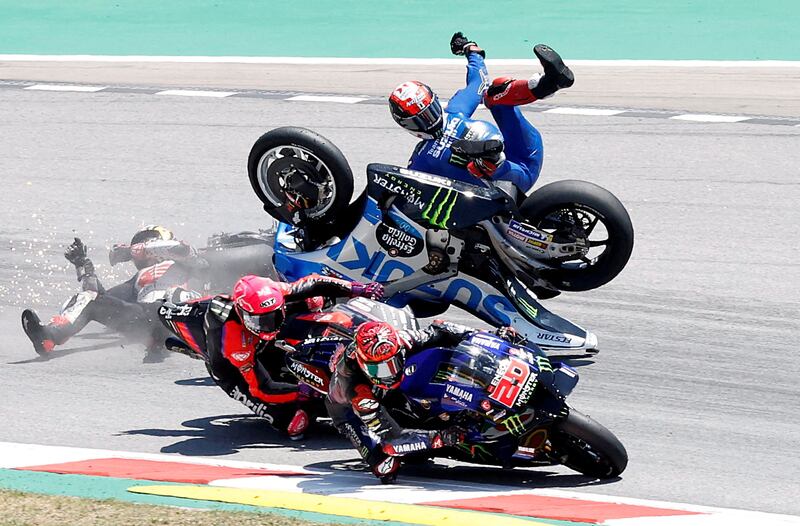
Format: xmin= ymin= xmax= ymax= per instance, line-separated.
xmin=205 ymin=274 xmax=384 ymax=439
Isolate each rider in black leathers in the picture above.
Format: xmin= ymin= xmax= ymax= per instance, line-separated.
xmin=326 ymin=319 xmax=524 ymax=482
xmin=21 ymin=226 xmax=203 ymax=361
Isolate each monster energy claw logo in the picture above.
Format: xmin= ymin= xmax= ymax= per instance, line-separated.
xmin=503 ymin=414 xmax=526 ymax=436
xmin=519 ymin=299 xmax=539 ymax=319
xmin=536 ymin=356 xmax=552 ymax=373
xmin=422 ymin=188 xmax=458 ymax=228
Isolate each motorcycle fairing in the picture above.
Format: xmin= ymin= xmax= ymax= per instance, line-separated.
xmin=367 ymin=163 xmax=511 ymax=230
xmin=158 ymin=299 xmax=210 ymax=359
xmin=273 ymin=168 xmax=596 ymax=352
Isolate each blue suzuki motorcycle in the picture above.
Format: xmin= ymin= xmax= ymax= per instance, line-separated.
xmin=248 ymin=127 xmax=634 ymax=355
xmin=282 ymin=297 xmax=628 ymax=480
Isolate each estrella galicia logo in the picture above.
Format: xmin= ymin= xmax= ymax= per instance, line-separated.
xmin=376 ymin=222 xmax=423 ymax=258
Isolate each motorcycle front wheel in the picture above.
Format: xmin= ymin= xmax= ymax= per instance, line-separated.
xmin=550 ymin=409 xmax=628 ymax=479
xmin=520 ymin=180 xmax=634 ymax=292
xmin=247 ymin=127 xmax=354 ymax=228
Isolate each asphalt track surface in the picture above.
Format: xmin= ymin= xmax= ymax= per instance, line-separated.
xmin=0 ymin=68 xmax=799 ymax=516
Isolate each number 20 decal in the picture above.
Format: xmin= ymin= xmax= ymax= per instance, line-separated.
xmin=489 ymin=358 xmax=531 ymax=408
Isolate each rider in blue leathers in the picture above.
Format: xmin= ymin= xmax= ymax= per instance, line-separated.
xmin=389 ymin=32 xmax=574 ymax=198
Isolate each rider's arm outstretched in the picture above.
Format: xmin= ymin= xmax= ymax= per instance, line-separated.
xmin=445 ymin=32 xmax=488 ymax=118
xmin=283 ymin=274 xmax=383 ymax=308
xmin=400 ymin=319 xmax=477 ymax=353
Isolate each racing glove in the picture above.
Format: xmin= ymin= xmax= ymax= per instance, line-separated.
xmin=467 ymin=155 xmax=505 ymax=179
xmin=434 ymin=426 xmax=467 ymax=448
xmin=495 ymin=326 xmax=527 ymax=346
xmin=64 ymin=237 xmax=89 ymax=267
xmin=450 ymin=31 xmax=485 ymax=58
xmin=351 ymin=282 xmax=385 ymax=300
xmin=65 ymin=238 xmax=98 ymax=284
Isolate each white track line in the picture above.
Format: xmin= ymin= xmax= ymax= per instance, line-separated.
xmin=287 ymin=95 xmax=367 ymax=104
xmin=670 ymin=114 xmax=751 ymax=123
xmin=2 ymin=55 xmax=800 ymax=67
xmin=155 ymin=89 xmax=238 ymax=98
xmin=544 ymin=107 xmax=625 ymax=116
xmin=24 ymin=84 xmax=106 ymax=92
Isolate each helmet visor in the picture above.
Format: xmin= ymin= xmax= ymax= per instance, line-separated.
xmin=398 ymin=98 xmax=443 ymax=136
xmin=360 ymin=351 xmax=405 ymax=388
xmin=240 ymin=309 xmax=284 ymax=337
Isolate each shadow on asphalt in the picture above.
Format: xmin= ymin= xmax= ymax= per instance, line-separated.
xmin=174 ymin=376 xmax=216 ymax=387
xmin=6 ymin=330 xmax=145 ymax=364
xmin=121 ymin=414 xmax=350 ymax=457
xmin=301 ymin=458 xmax=620 ymax=491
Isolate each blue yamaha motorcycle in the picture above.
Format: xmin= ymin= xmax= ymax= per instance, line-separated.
xmin=282 ymin=297 xmax=628 ymax=480
xmin=247 ymin=127 xmax=634 ymax=354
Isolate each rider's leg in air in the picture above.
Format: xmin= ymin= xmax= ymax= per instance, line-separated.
xmin=21 ymin=292 xmax=151 ymax=355
xmin=483 ymin=44 xmax=574 ymax=191
xmin=484 ymin=44 xmax=574 ymax=108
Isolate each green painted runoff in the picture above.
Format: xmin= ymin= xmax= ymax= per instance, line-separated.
xmin=0 ymin=0 xmax=797 ymax=59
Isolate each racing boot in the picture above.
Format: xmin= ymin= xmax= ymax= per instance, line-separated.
xmin=21 ymin=309 xmax=73 ymax=356
xmin=286 ymin=408 xmax=310 ymax=441
xmin=483 ymin=44 xmax=574 ymax=108
xmin=370 ymin=453 xmax=400 ymax=484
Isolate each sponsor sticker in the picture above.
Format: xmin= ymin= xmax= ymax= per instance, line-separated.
xmin=371 ymin=171 xmax=426 ymax=210
xmin=376 ymin=222 xmax=424 ymax=257
xmin=507 ymin=220 xmax=550 ymax=251
xmin=537 ymin=332 xmax=571 ymax=345
xmin=158 ymin=304 xmax=193 ymax=319
xmin=392 ymin=441 xmax=428 ymax=454
xmin=471 ymin=334 xmax=502 ymax=350
xmin=444 ymin=383 xmax=475 ymax=406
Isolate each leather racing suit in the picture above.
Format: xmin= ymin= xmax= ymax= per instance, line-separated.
xmin=408 ymin=53 xmax=544 ymax=195
xmin=326 ymin=320 xmax=479 ymax=480
xmin=204 ymin=274 xmax=371 ymax=431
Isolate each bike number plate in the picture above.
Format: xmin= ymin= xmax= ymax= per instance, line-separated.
xmin=488 ymin=357 xmax=531 ymax=408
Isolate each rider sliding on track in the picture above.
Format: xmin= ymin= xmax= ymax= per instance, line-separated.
xmin=389 ymin=32 xmax=574 ymax=199
xmin=21 ymin=226 xmax=203 ymax=362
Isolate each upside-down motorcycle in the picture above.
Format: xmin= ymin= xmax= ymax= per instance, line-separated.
xmin=246 ymin=127 xmax=634 ymax=354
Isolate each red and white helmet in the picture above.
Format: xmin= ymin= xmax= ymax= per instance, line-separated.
xmin=232 ymin=275 xmax=286 ymax=341
xmin=389 ymin=81 xmax=444 ymax=140
xmin=353 ymin=321 xmax=406 ymax=389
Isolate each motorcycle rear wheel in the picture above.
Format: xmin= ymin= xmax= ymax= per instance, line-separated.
xmin=551 ymin=409 xmax=628 ymax=479
xmin=520 ymin=180 xmax=633 ymax=291
xmin=247 ymin=127 xmax=354 ymax=228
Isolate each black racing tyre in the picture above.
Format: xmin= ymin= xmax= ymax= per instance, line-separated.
xmin=247 ymin=127 xmax=354 ymax=228
xmin=551 ymin=409 xmax=628 ymax=479
xmin=520 ymin=180 xmax=633 ymax=291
